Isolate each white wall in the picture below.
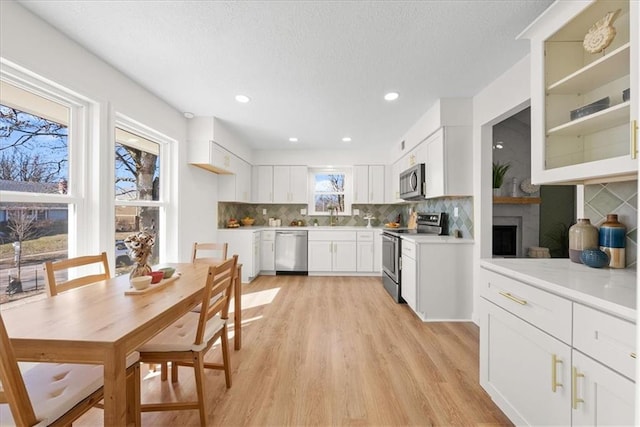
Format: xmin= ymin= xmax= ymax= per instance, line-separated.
xmin=471 ymin=55 xmax=531 ymax=323
xmin=1 ymin=0 xmax=216 ymax=262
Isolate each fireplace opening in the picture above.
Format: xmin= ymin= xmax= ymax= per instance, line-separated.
xmin=493 ymin=225 xmax=517 ymax=257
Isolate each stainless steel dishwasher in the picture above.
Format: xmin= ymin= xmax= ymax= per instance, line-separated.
xmin=275 ymin=230 xmax=308 ymax=275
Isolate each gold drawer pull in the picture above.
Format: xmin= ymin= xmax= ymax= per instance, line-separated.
xmin=499 ymin=291 xmax=527 ymax=305
xmin=552 ymin=354 xmax=563 ymax=392
xmin=572 ymin=366 xmax=585 ymax=410
xmin=631 ymin=352 xmax=637 ymax=359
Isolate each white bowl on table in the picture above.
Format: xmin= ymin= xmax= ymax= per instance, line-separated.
xmin=130 ymin=276 xmax=152 ymax=290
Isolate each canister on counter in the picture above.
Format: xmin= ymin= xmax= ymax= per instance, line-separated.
xmin=599 ymin=214 xmax=626 ymax=268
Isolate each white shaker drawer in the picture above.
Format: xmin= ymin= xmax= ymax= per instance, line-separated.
xmin=573 ymin=303 xmax=636 ymax=380
xmin=356 ymin=231 xmax=374 ymax=241
xmin=480 ymin=268 xmax=572 ymax=344
xmin=401 ymin=240 xmax=416 ymax=258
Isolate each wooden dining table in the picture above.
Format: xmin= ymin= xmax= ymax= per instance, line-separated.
xmin=0 ymin=261 xmax=243 ymax=426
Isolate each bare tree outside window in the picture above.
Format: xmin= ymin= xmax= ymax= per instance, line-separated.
xmin=114 ymin=128 xmax=161 ymax=274
xmin=313 ymin=173 xmax=345 ymax=213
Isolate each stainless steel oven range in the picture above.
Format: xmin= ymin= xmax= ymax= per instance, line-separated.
xmin=381 ymin=212 xmax=446 ymax=303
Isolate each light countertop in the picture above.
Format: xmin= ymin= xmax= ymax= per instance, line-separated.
xmin=481 ymin=258 xmax=637 ymax=322
xmin=219 ymin=226 xmax=386 ymax=232
xmin=400 ymin=235 xmax=473 ymax=244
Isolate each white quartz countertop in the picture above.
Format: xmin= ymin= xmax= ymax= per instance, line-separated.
xmin=218 ymin=226 xmax=384 ymax=232
xmin=400 ymin=235 xmax=473 ymax=244
xmin=481 ymin=258 xmax=637 ymax=322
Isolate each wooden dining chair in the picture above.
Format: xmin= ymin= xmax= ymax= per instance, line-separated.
xmin=0 ymin=313 xmax=139 ymax=426
xmin=44 ymin=252 xmax=111 ymax=297
xmin=137 ymin=255 xmax=238 ymax=426
xmin=41 ymin=252 xmax=142 ymax=424
xmin=191 ymin=242 xmax=228 ymax=264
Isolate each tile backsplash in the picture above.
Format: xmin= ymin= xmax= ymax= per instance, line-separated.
xmin=219 ymin=197 xmax=474 ymax=237
xmin=584 ymin=180 xmax=637 ymax=268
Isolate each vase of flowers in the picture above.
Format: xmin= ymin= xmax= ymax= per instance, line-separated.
xmin=124 ymin=229 xmax=155 ymax=279
xmin=492 ymin=161 xmax=511 ymax=196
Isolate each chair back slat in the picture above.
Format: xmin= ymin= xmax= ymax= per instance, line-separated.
xmin=194 ymin=255 xmax=238 ymax=346
xmin=0 ymin=314 xmax=38 ymax=426
xmin=44 ymin=252 xmax=111 ymax=297
xmin=191 ymin=242 xmax=228 ymax=264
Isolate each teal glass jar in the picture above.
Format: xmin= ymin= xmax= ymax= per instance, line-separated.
xmin=599 ymin=214 xmax=626 ymax=268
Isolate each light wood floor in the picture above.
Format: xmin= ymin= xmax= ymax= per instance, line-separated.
xmin=78 ymin=275 xmax=512 ymax=426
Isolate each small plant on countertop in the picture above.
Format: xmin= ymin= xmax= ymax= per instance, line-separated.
xmin=492 ymin=161 xmax=511 ymax=189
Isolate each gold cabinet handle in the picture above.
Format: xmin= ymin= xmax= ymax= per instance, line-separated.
xmin=631 ymin=352 xmax=637 ymax=359
xmin=632 ymin=120 xmax=638 ymax=160
xmin=552 ymin=354 xmax=563 ymax=392
xmin=572 ymin=366 xmax=585 ymax=410
xmin=499 ymin=291 xmax=527 ymax=305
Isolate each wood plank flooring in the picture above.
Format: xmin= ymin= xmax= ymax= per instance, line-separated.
xmin=78 ymin=275 xmax=512 ymax=426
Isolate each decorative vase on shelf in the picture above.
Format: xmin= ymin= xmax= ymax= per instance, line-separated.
xmin=568 ymin=218 xmax=598 ymax=264
xmin=492 ymin=188 xmax=501 ymax=197
xmin=599 ymin=214 xmax=626 ymax=268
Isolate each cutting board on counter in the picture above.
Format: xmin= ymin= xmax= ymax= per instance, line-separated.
xmin=407 ymin=212 xmax=418 ymax=230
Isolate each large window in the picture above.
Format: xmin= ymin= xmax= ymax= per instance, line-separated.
xmin=114 ymin=123 xmax=166 ymax=276
xmin=0 ymin=78 xmax=77 ymax=304
xmin=309 ymin=168 xmax=351 ymax=215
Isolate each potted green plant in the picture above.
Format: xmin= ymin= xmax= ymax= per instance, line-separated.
xmin=492 ymin=161 xmax=511 ymax=196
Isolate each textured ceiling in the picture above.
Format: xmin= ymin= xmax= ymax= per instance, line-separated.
xmin=17 ymin=0 xmax=553 ymax=151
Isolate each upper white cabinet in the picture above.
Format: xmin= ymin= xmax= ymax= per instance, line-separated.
xmin=188 ymin=140 xmax=234 ymax=174
xmin=424 ymin=127 xmax=472 ymax=198
xmin=520 ymin=0 xmax=638 ymax=184
xmin=252 ymin=165 xmax=274 ymax=203
xmin=273 ymin=166 xmax=307 ymax=203
xmin=353 ymin=165 xmax=385 ymax=204
xmin=218 ymin=155 xmax=251 ymax=202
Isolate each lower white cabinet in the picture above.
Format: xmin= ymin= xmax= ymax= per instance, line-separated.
xmin=356 ymin=231 xmax=374 ymax=272
xmin=217 ymin=229 xmax=259 ymax=283
xmin=571 ymin=350 xmax=635 ymax=426
xmin=308 ymin=231 xmax=357 ymax=272
xmin=400 ymin=242 xmax=417 ymax=311
xmin=260 ymin=230 xmax=275 ymax=272
xmin=401 ymin=239 xmax=473 ymax=320
xmin=479 ymin=264 xmax=636 ymax=427
xmin=480 ymin=298 xmax=571 ymax=426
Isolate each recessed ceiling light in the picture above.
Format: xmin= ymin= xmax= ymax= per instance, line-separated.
xmin=384 ymin=92 xmax=399 ymax=101
xmin=183 ymin=112 xmax=194 ymax=119
xmin=342 ymin=137 xmax=352 ymax=142
xmin=289 ymin=137 xmax=298 ymax=142
xmin=235 ymin=94 xmax=251 ymax=103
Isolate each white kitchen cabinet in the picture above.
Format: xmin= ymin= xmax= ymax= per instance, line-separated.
xmin=260 ymin=230 xmax=275 ymax=272
xmin=387 ymin=160 xmax=403 ymax=203
xmin=480 ymin=298 xmax=572 ymax=426
xmin=519 ymin=0 xmax=638 ymax=184
xmin=219 ymin=155 xmax=251 ymax=202
xmin=273 ymin=166 xmax=308 ymax=203
xmin=571 ymin=350 xmax=635 ymax=426
xmin=373 ymin=230 xmax=382 ymax=273
xmin=308 ymin=230 xmax=357 ymax=272
xmin=400 ymin=240 xmax=417 ymax=311
xmin=217 ymin=229 xmax=258 ymax=283
xmin=402 ymin=239 xmax=473 ymax=320
xmin=353 ymin=165 xmax=385 ymax=204
xmin=188 ymin=140 xmax=234 ymax=174
xmin=479 ymin=263 xmax=637 ymax=427
xmin=356 ymin=231 xmax=374 ymax=272
xmin=308 ymin=241 xmax=333 ymax=272
xmin=423 ymin=127 xmax=472 ymax=198
xmin=252 ymin=165 xmax=273 ymax=203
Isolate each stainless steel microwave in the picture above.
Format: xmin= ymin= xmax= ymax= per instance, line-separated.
xmin=399 ymin=163 xmax=426 ymax=200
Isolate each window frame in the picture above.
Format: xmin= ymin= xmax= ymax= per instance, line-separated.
xmin=308 ymin=167 xmax=353 ymax=216
xmin=0 ymin=60 xmax=91 ymax=259
xmin=113 ymin=113 xmax=173 ymax=265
